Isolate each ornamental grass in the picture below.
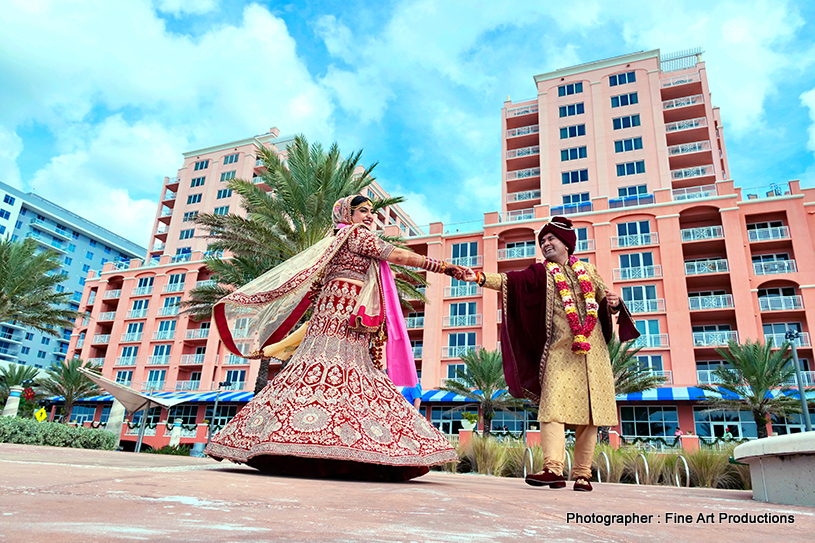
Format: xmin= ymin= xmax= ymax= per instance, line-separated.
xmin=459 ymin=434 xmax=506 ymax=475
xmin=686 ymin=447 xmax=741 ymax=490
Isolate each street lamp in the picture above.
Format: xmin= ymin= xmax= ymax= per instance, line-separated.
xmin=785 ymin=328 xmax=812 ymax=432
xmin=207 ymin=381 xmax=232 ymax=446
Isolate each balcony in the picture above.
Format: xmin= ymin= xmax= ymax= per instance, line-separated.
xmin=186 ymin=328 xmax=210 ymax=339
xmin=98 ymin=311 xmax=118 ymax=322
xmin=451 ymin=255 xmax=483 ymax=267
xmin=441 ymin=345 xmax=481 ymax=359
xmin=443 ymin=314 xmax=482 ymax=328
xmin=126 ymin=309 xmax=149 ymax=319
xmin=782 ymin=372 xmax=815 ymax=387
xmin=163 ymin=191 xmax=176 ymax=201
xmin=256 ymin=158 xmax=264 ymax=167
xmin=498 ymin=245 xmax=536 ymax=260
xmin=86 ymin=358 xmax=105 ymax=366
xmin=764 ymin=333 xmax=811 ymax=348
xmin=671 ymin=165 xmax=714 ymax=181
xmin=575 ymin=239 xmax=595 ymax=253
xmin=661 ymin=72 xmax=701 ymax=88
xmin=685 ymin=259 xmax=728 ymax=275
xmin=92 ymin=334 xmax=111 ymax=344
xmin=175 ymin=380 xmax=201 ymax=392
xmin=180 ymin=354 xmax=206 ymax=365
xmin=613 ymin=265 xmax=662 ymax=281
xmin=25 ymin=232 xmax=67 ymax=253
xmin=610 ymin=233 xmax=659 ymax=249
xmin=663 ymin=94 xmax=704 ymax=110
xmin=162 ymin=283 xmax=186 ymax=293
xmin=165 ymin=176 xmax=180 ymax=186
xmin=506 ymin=146 xmax=540 ymax=159
xmin=753 ymin=260 xmax=797 ymax=275
xmin=671 ymin=185 xmax=716 ymax=201
xmin=499 ymin=209 xmax=535 ymax=222
xmin=506 ymin=125 xmax=539 ymax=138
xmin=748 ymin=227 xmax=790 ymax=242
xmin=506 ymin=167 xmax=541 ymax=180
xmin=632 ymin=335 xmax=669 ymax=348
xmin=160 ymin=209 xmax=172 ymax=218
xmin=759 ymin=296 xmax=804 ymax=311
xmin=131 ymin=286 xmax=153 ymax=296
xmin=76 ymin=339 xmax=84 ymax=348
xmin=0 ymin=331 xmax=22 ymax=344
xmin=681 ymin=225 xmax=723 ymax=242
xmin=625 ymin=299 xmax=666 ymax=314
xmin=550 ymin=202 xmax=592 ymax=215
xmin=444 ymin=285 xmax=482 ymax=298
xmin=120 ymin=332 xmax=143 ymax=342
xmin=171 ymin=254 xmax=192 ymax=263
xmin=506 ymin=189 xmax=541 ymax=203
xmin=507 ymin=104 xmax=538 ymax=118
xmin=651 ymin=370 xmax=673 ymax=385
xmin=226 ymin=354 xmax=249 ymax=365
xmin=689 ymin=295 xmax=734 ymax=310
xmin=195 ymin=280 xmax=217 ymax=288
xmin=742 ymin=183 xmax=791 ymax=200
xmin=29 ymin=218 xmax=70 ymax=240
xmin=141 ymin=381 xmax=165 ymax=392
xmin=152 ymin=330 xmax=176 ymax=340
xmin=668 ymin=140 xmax=711 ymax=157
xmin=114 ymin=357 xmax=137 ymax=366
xmin=412 ymin=345 xmax=423 ymax=359
xmin=405 ymin=317 xmax=424 ymax=329
xmin=152 ymin=242 xmax=165 ymax=251
xmin=219 ymin=381 xmax=246 ymax=391
xmin=608 ymin=194 xmax=654 ymax=209
xmin=693 ymin=331 xmax=739 ymax=347
xmin=147 ymin=356 xmax=171 ymax=365
xmin=697 ymin=370 xmax=728 ymax=385
xmin=664 ymin=117 xmax=707 ymax=133
xmin=158 ymin=306 xmax=180 ymax=316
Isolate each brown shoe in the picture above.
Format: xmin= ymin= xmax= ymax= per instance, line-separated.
xmin=573 ymin=477 xmax=593 ymax=492
xmin=525 ymin=468 xmax=566 ymax=488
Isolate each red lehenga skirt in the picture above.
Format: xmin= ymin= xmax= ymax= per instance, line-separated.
xmin=205 ymin=280 xmax=458 ymax=481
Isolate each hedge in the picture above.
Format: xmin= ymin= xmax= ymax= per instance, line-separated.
xmin=0 ymin=417 xmax=117 ymax=450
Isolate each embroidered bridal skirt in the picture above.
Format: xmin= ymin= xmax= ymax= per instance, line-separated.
xmin=205 ymin=280 xmax=458 ymax=481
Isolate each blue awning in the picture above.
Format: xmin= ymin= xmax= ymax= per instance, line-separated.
xmin=616 ymin=386 xmax=815 ymax=402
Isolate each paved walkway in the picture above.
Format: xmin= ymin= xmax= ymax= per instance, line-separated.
xmin=0 ymin=444 xmax=812 ymax=542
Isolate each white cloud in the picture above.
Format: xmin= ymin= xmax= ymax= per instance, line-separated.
xmin=0 ymin=127 xmax=24 ymax=190
xmin=801 ymin=88 xmax=815 ymax=154
xmin=154 ymin=0 xmax=218 ymax=16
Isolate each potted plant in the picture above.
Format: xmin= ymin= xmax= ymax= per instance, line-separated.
xmin=460 ymin=412 xmax=478 ymax=431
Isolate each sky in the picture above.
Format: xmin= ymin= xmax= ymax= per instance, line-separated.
xmin=2 ymin=0 xmax=815 ymax=246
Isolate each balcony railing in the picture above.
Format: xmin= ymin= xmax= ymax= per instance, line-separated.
xmin=441 ymin=345 xmax=481 ymax=359
xmin=608 ymin=194 xmax=654 ymax=209
xmin=30 ymin=218 xmax=70 ymax=239
xmin=163 ymin=191 xmax=176 ymax=201
xmin=550 ymin=202 xmax=592 ymax=215
xmin=506 ymin=146 xmax=540 ymax=159
xmin=114 ymin=357 xmax=137 ymax=366
xmin=742 ymin=183 xmax=791 ymax=200
xmin=186 ymin=328 xmax=210 ymax=339
xmin=120 ymin=332 xmax=143 ymax=342
xmin=141 ymin=381 xmax=165 ymax=392
xmin=147 ymin=356 xmax=171 ymax=365
xmin=685 ymin=259 xmax=728 ymax=275
xmin=152 ymin=242 xmax=165 ymax=251
xmin=506 ymin=167 xmax=541 ymax=180
xmin=152 ymin=330 xmax=176 ymax=340
xmin=671 ymin=165 xmax=714 ymax=180
xmin=665 ymin=117 xmax=707 ymax=133
xmin=663 ymin=94 xmax=704 ymax=110
xmin=444 ymin=285 xmax=482 ymax=298
xmin=506 ymin=189 xmax=541 ymax=203
xmin=697 ymin=370 xmax=728 ymax=385
xmin=405 ymin=317 xmax=424 ymax=329
xmin=155 ymin=224 xmax=168 ymax=235
xmin=693 ymin=331 xmax=739 ymax=347
xmin=160 ymin=209 xmax=172 ymax=218
xmin=689 ymin=295 xmax=734 ymax=310
xmin=759 ymin=296 xmax=804 ymax=311
xmin=633 ymin=335 xmax=669 ymax=348
xmin=98 ymin=311 xmax=117 ymax=321
xmin=499 ymin=209 xmax=535 ymax=222
xmin=611 ymin=233 xmax=659 ymax=248
xmin=104 ymin=290 xmax=122 ymax=299
xmin=753 ymin=260 xmax=797 ymax=275
xmin=84 ymin=358 xmax=104 ymax=366
xmin=126 ymin=309 xmax=149 ymax=319
xmin=765 ymin=333 xmax=811 ymax=348
xmin=498 ymin=245 xmax=536 ymax=260
xmin=195 ymin=280 xmax=217 ymax=288
xmin=162 ymin=283 xmax=186 ymax=293
xmin=625 ymin=299 xmax=666 ymax=314
xmin=747 ymin=227 xmax=790 ymax=242
xmin=506 ymin=125 xmax=539 ymax=138
xmin=451 ymin=255 xmax=483 ymax=267
xmin=412 ymin=345 xmax=423 ymax=359
xmin=782 ymin=371 xmax=815 ymax=387
xmin=651 ymin=370 xmax=673 ymax=385
xmin=76 ymin=339 xmax=84 ymax=348
xmin=661 ymin=72 xmax=701 ymax=88
xmin=180 ymin=354 xmax=205 ymax=365
xmin=175 ymin=380 xmax=201 ymax=391
xmin=158 ymin=306 xmax=180 ymax=316
xmin=226 ymin=354 xmax=249 ymax=365
xmin=575 ymin=239 xmax=595 ymax=253
xmin=681 ymin=225 xmax=723 ymax=241
xmin=86 ymin=294 xmax=96 ymax=305
xmin=671 ymin=185 xmax=716 ymax=201
xmin=92 ymin=334 xmax=110 ymax=344
xmin=613 ymin=265 xmax=662 ymax=281
xmin=171 ymin=254 xmax=192 ymax=263
xmin=443 ymin=314 xmax=482 ymax=328
xmin=220 ymin=381 xmax=246 ymax=391
xmin=668 ymin=140 xmax=711 ymax=156
xmin=131 ymin=286 xmax=153 ymax=296
xmin=507 ymin=104 xmax=538 ymax=117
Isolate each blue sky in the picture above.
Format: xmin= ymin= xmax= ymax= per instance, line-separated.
xmin=2 ymin=0 xmax=815 ymax=245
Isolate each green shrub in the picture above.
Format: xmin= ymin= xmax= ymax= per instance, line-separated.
xmin=144 ymin=444 xmax=192 ymax=456
xmin=459 ymin=434 xmax=506 ymax=475
xmin=0 ymin=417 xmax=116 ymax=450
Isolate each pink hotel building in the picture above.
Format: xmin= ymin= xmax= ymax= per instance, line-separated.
xmin=69 ymin=49 xmax=815 ymax=448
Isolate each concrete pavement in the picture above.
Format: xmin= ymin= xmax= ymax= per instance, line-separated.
xmin=1 ymin=443 xmax=813 ymax=542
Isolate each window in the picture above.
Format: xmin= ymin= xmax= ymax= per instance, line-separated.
xmin=0 ymin=210 xmax=10 ymax=220
xmin=187 ymin=194 xmax=202 ymax=205
xmin=41 ymin=337 xmax=50 ymax=345
xmin=121 ymin=345 xmax=139 ymax=358
xmin=81 ymin=264 xmax=90 ymax=273
xmin=15 ymin=221 xmax=22 ymax=229
xmin=220 ymin=171 xmax=236 ymax=182
xmin=447 ymin=332 xmax=477 ymax=358
xmin=620 ymin=406 xmax=677 ymax=437
xmin=559 ymin=103 xmax=585 ymax=118
xmin=3 ymin=195 xmax=14 ymax=205
xmin=0 ymin=225 xmax=5 ymax=235
xmin=164 ymin=296 xmax=181 ymax=308
xmin=145 ymin=370 xmax=166 ymax=391
xmin=190 ymin=176 xmax=205 ymax=187
xmin=635 ymin=319 xmax=661 ymax=338
xmin=611 ymin=92 xmax=638 ymax=108
xmin=19 ymin=209 xmax=26 ymax=215
xmin=204 ymin=404 xmax=238 ymax=428
xmin=168 ymin=405 xmax=199 ymax=425
xmin=613 ymin=114 xmax=641 ymax=130
xmin=609 ymin=71 xmax=636 ymax=86
xmin=183 ymin=211 xmax=198 ymax=222
xmin=614 ymin=137 xmax=643 ymax=153
xmin=137 ymin=277 xmax=154 ymax=289
xmin=126 ymin=322 xmax=144 ymax=335
xmin=557 ymin=82 xmax=583 ymax=96
xmin=747 ymin=221 xmax=783 ymax=231
xmin=213 ymin=206 xmax=229 ymax=215
xmin=450 ymin=302 xmax=477 ymax=319
xmin=451 ymin=242 xmax=479 ymax=266
xmin=179 ymin=229 xmax=194 ymax=240
xmin=131 ymin=299 xmax=149 ymax=311
xmin=560 ymin=146 xmax=587 ymax=161
xmin=89 ymin=239 xmax=96 ymax=247
xmin=622 ymin=285 xmax=658 ymax=304
xmin=561 ymin=169 xmax=589 ymax=185
xmin=194 ymin=159 xmax=209 ymax=171
xmin=116 ymin=371 xmax=133 ymax=386
xmin=21 ymin=347 xmax=29 ymax=355
xmin=563 ymin=192 xmax=590 ymax=205
xmin=618 ymin=220 xmax=650 ymax=237
xmin=72 ymin=291 xmax=82 ymax=302
xmin=616 ymin=161 xmax=646 ymax=177
xmin=157 ymin=320 xmax=177 ymax=333
xmin=620 ymin=252 xmax=654 ymax=269
xmin=68 ymin=244 xmax=76 ymax=253
xmin=25 ymin=332 xmax=33 ymax=341
xmin=37 ymin=350 xmax=46 ymax=359
xmin=167 ymin=273 xmax=185 ymax=288
xmin=223 ymin=153 xmax=239 ymax=165
xmin=104 ymin=246 xmax=111 ymax=254
xmin=55 ymin=285 xmax=64 ymax=293
xmin=85 ymin=251 xmax=93 ymax=260
xmin=560 ymin=124 xmax=586 ymax=139
xmin=225 ymin=369 xmax=246 ymax=387
xmin=216 ymin=188 xmax=232 ymax=199
xmin=63 ymin=257 xmax=72 ymax=266
xmin=758 ymin=287 xmax=796 ymax=298
xmin=100 ymin=258 xmax=107 ymax=266
xmin=69 ymin=405 xmax=97 ymax=424
xmin=72 ymin=231 xmax=79 ymax=239
xmin=619 ymin=185 xmax=648 ymax=198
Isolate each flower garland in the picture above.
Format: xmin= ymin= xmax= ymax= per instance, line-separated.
xmin=546 ymin=255 xmax=598 ymax=354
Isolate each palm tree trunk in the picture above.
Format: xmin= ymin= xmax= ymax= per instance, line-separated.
xmin=754 ymin=409 xmax=769 ymax=439
xmin=254 ymin=358 xmax=271 ymax=395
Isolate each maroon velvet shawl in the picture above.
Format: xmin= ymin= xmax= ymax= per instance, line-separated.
xmin=500 ymin=263 xmax=640 ymax=403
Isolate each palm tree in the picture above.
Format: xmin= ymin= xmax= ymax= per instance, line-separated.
xmin=185 ymin=135 xmax=425 ymax=395
xmin=699 ymin=339 xmax=803 ymax=439
xmin=609 ymin=335 xmax=667 ymax=395
xmin=438 ymin=348 xmax=526 ymax=436
xmin=0 ymin=363 xmax=41 ymax=407
xmin=0 ymin=238 xmax=82 ymax=335
xmin=37 ymin=358 xmax=101 ymax=423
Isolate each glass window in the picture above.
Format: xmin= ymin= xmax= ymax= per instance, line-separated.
xmin=194 ymin=159 xmax=209 ymax=171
